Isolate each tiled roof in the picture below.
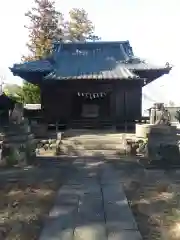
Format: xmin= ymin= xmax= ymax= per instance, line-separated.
xmin=9 ymin=41 xmax=172 ymax=81
xmin=53 ymin=41 xmax=133 ymax=58
xmin=45 ymin=41 xmax=140 ymax=80
xmin=45 ymin=66 xmax=139 ymax=80
xmin=10 ymin=59 xmax=53 ymax=73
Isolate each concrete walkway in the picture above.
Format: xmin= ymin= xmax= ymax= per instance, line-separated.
xmin=39 ymin=157 xmax=142 ymax=240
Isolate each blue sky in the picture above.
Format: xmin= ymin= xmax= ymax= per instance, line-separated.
xmin=0 ymin=0 xmax=179 ymax=109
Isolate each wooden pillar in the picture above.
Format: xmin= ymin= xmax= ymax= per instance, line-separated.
xmin=114 ymin=83 xmax=125 ymax=129
xmin=110 ymin=90 xmax=116 ymax=126
xmin=124 ymin=90 xmax=127 ymax=132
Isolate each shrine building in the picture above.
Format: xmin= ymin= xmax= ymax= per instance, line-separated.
xmin=10 ymin=41 xmax=172 ymax=129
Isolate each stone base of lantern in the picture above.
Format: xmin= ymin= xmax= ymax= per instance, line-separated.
xmin=0 ymin=120 xmax=37 ymax=167
xmin=135 ymin=124 xmax=180 ymax=165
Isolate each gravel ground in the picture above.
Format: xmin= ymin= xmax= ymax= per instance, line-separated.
xmin=108 ymin=157 xmax=180 ymax=240
xmin=0 ymin=159 xmax=73 ymax=240
xmin=123 ymin=168 xmax=180 ymax=240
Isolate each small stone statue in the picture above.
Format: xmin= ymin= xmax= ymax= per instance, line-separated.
xmin=155 ymin=105 xmax=171 ymax=125
xmin=175 ymin=110 xmax=180 ymax=123
xmin=150 ymin=103 xmax=171 ymax=125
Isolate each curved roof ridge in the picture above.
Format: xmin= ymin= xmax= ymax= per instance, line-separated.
xmin=52 ymin=40 xmax=132 ymax=54
xmin=53 ymin=40 xmax=130 ymax=46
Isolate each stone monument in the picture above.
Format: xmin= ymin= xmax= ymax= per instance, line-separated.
xmin=136 ymin=103 xmax=180 ymax=165
xmin=10 ymin=103 xmax=24 ymax=124
xmin=150 ymin=103 xmax=171 ymax=125
xmin=0 ymin=104 xmax=36 ymax=167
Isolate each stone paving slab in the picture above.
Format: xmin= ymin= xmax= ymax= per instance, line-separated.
xmin=39 ymin=185 xmax=79 ymax=240
xmin=74 ymin=193 xmax=106 ymax=240
xmin=102 ymin=185 xmax=129 ymax=205
xmin=39 ymin=208 xmax=75 ymax=240
xmin=76 ymin=195 xmax=103 ymax=223
xmin=67 ymin=175 xmax=107 ymax=240
xmin=39 ymin=160 xmax=142 ymax=240
xmin=66 ymin=178 xmax=99 ymax=186
xmin=102 ymin=184 xmax=138 ymax=231
xmin=74 ymin=225 xmax=107 ymax=240
xmin=107 ymin=230 xmax=142 ymax=240
xmin=100 ymin=165 xmax=122 ymax=185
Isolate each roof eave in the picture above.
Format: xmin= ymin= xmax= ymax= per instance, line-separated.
xmin=134 ymin=66 xmax=172 ymax=73
xmin=133 ymin=66 xmax=172 ymax=84
xmin=9 ymin=68 xmax=51 ymax=85
xmin=9 ymin=59 xmax=54 ymax=77
xmin=9 ymin=67 xmax=51 ymax=76
xmin=43 ymin=75 xmax=144 ymax=82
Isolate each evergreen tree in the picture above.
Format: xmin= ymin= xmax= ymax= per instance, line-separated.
xmin=22 ymin=1 xmax=100 ymax=103
xmin=22 ymin=0 xmax=64 ymax=103
xmin=22 ymin=83 xmax=41 ymax=103
xmin=23 ymin=0 xmax=64 ymax=61
xmin=67 ymin=8 xmax=100 ymax=42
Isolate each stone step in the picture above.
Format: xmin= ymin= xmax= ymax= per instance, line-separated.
xmin=61 ymin=143 xmax=124 ymax=151
xmin=63 ymin=136 xmax=124 ymax=141
xmin=63 ymin=130 xmax=134 ymax=139
xmin=63 ymin=133 xmax=131 ymax=138
xmin=61 ymin=139 xmax=124 ymax=144
xmin=61 ymin=138 xmax=128 ymax=146
xmin=60 ymin=149 xmax=123 ymax=157
xmin=62 ymin=138 xmax=123 ymax=143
